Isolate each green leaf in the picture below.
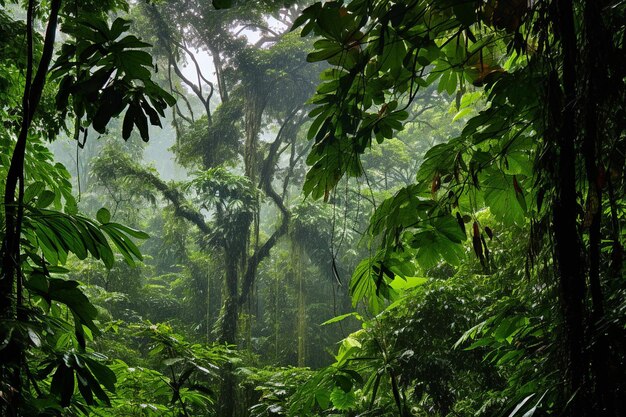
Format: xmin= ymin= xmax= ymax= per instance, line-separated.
xmin=26 ymin=273 xmax=48 ymax=293
xmin=133 ymin=105 xmax=150 ymax=142
xmin=140 ymin=100 xmax=162 ymax=127
xmin=433 ymin=214 xmax=467 ymax=244
xmin=315 ymin=389 xmax=331 ymax=409
xmin=330 ymin=387 xmax=356 ymax=410
xmin=349 ymin=259 xmax=378 ymax=308
xmin=307 ymin=45 xmax=343 ymax=63
xmin=48 ymin=279 xmax=99 ymax=333
xmin=75 ymin=365 xmax=111 ymax=406
xmin=77 ymin=371 xmax=95 ymax=405
xmin=212 ymin=0 xmax=232 ymax=9
xmin=122 ymin=103 xmax=135 ymax=140
xmin=106 ymin=223 xmax=149 ymax=240
xmin=410 ymin=228 xmax=465 ymax=268
xmin=65 ymin=196 xmax=79 ymax=215
xmin=109 ymin=18 xmax=131 ymax=40
xmin=321 ymin=312 xmax=362 ymax=326
xmin=115 ymin=35 xmax=151 ymax=49
xmin=101 ymin=225 xmax=143 ymax=265
xmin=36 ymin=190 xmax=56 ymax=208
xmin=92 ymin=88 xmax=125 ymax=133
xmin=118 ymin=50 xmax=153 ymax=79
xmin=389 ymin=276 xmax=428 ymax=291
xmin=96 ymin=207 xmax=111 ymax=224
xmin=333 ymin=374 xmax=353 ymax=392
xmin=51 ymin=364 xmax=75 ymax=407
xmin=307 ymin=108 xmax=331 ymax=140
xmin=25 ymin=182 xmax=45 ymax=203
xmin=483 ymin=170 xmax=527 ymax=225
xmin=84 ymin=356 xmax=117 ymax=393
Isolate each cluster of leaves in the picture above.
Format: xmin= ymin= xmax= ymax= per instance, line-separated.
xmin=53 ymin=16 xmax=175 ymax=142
xmin=294 ymin=0 xmax=535 ymax=265
xmin=185 ymin=167 xmax=258 ymax=248
xmin=277 ymin=2 xmax=626 ymax=416
xmin=72 ymin=321 xmax=238 ymax=416
xmin=0 ymin=135 xmax=150 ymax=414
xmin=245 ymin=367 xmax=314 ymax=417
xmin=174 ymin=104 xmax=244 ymax=169
xmin=0 ymin=2 xmax=180 ymax=414
xmin=279 ymin=212 xmax=560 ymax=417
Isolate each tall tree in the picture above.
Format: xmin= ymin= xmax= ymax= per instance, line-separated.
xmin=133 ymin=0 xmax=319 ymax=348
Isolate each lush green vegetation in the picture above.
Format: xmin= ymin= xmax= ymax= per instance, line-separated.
xmin=0 ymin=0 xmax=624 ymax=416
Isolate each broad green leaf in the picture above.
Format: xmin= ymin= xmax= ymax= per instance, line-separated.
xmin=389 ymin=276 xmax=428 ymax=291
xmin=24 ymin=181 xmax=45 ymax=203
xmin=84 ymin=356 xmax=117 ymax=392
xmin=36 ymin=190 xmax=56 ymax=208
xmin=48 ymin=279 xmax=99 ymax=333
xmin=96 ymin=207 xmax=111 ymax=224
xmin=75 ymin=365 xmax=111 ymax=406
xmin=106 ymin=223 xmax=150 ymax=240
xmin=307 ymin=45 xmax=343 ymax=63
xmin=330 ymin=387 xmax=356 ymax=410
xmin=109 ymin=18 xmax=131 ymax=40
xmin=315 ymin=389 xmax=331 ymax=409
xmin=51 ymin=364 xmax=75 ymax=407
xmin=349 ymin=258 xmax=379 ymax=308
xmin=409 ymin=223 xmax=465 ymax=268
xmin=482 ymin=170 xmax=527 ymax=225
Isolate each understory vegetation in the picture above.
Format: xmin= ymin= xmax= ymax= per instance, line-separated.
xmin=0 ymin=0 xmax=624 ymax=416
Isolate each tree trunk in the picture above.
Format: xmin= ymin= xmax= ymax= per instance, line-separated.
xmin=217 ymin=252 xmax=239 ymax=417
xmin=1 ymin=2 xmax=61 ymax=414
xmin=211 ymin=47 xmax=229 ymax=104
xmin=581 ymin=1 xmax=617 ymax=415
xmin=244 ymin=91 xmax=265 ymax=181
xmin=552 ymin=1 xmax=587 ymax=415
xmin=220 ymin=255 xmax=239 ymax=345
xmin=294 ymin=241 xmax=306 ymax=367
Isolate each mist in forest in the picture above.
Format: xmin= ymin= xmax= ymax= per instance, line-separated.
xmin=0 ymin=1 xmax=624 ymax=416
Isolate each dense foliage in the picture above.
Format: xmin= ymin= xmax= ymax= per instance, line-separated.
xmin=0 ymin=0 xmax=624 ymax=417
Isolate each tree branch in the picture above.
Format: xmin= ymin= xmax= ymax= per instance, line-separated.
xmin=115 ymin=163 xmax=211 ymax=236
xmin=238 ymin=110 xmax=301 ymax=305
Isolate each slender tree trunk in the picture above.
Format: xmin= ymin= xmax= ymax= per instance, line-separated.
xmin=581 ymin=1 xmax=616 ymax=415
xmin=206 ymin=265 xmax=211 ymax=344
xmin=244 ymin=91 xmax=265 ymax=181
xmin=217 ymin=249 xmax=239 ymax=417
xmin=274 ymin=267 xmax=280 ymax=362
xmin=552 ymin=2 xmax=587 ymax=415
xmin=294 ymin=241 xmax=306 ymax=367
xmin=1 ymin=2 xmax=61 ymax=414
xmin=211 ymin=47 xmax=229 ymax=104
